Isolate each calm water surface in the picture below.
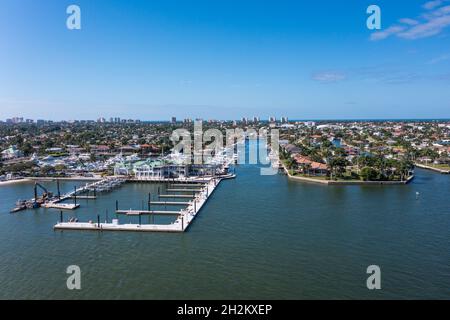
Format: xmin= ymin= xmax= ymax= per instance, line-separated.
xmin=0 ymin=164 xmax=449 ymax=299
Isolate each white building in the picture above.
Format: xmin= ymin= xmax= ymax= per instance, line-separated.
xmin=1 ymin=146 xmax=23 ymax=160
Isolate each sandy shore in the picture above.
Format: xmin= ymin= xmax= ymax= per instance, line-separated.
xmin=0 ymin=176 xmax=103 ymax=186
xmin=28 ymin=176 xmax=103 ymax=181
xmin=415 ymin=163 xmax=450 ymax=174
xmin=0 ymin=178 xmax=32 ymax=186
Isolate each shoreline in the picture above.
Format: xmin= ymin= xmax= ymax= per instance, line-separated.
xmin=414 ymin=163 xmax=450 ymax=174
xmin=28 ymin=176 xmax=103 ymax=181
xmin=0 ymin=178 xmax=32 ymax=186
xmin=282 ymin=164 xmax=414 ymax=185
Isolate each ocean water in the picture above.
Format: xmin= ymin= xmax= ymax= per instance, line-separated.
xmin=0 ymin=163 xmax=449 ymax=299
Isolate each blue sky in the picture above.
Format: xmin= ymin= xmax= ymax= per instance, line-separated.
xmin=1 ymin=0 xmax=450 ymax=120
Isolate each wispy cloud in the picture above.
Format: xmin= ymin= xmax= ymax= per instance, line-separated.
xmin=312 ymin=64 xmax=450 ymax=85
xmin=427 ymin=53 xmax=450 ymax=64
xmin=370 ymin=26 xmax=406 ymax=41
xmin=398 ymin=18 xmax=419 ymax=26
xmin=311 ymin=71 xmax=346 ymax=83
xmin=423 ymin=0 xmax=443 ymax=10
xmin=352 ymin=66 xmax=424 ymax=84
xmin=371 ymin=1 xmax=450 ymax=40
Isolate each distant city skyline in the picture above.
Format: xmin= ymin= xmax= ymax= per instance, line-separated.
xmin=2 ymin=115 xmax=450 ymax=124
xmin=1 ymin=0 xmax=450 ymax=120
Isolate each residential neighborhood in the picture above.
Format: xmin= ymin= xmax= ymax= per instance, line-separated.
xmin=1 ymin=118 xmax=449 ymax=183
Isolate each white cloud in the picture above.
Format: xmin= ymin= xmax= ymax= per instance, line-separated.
xmin=427 ymin=53 xmax=450 ymax=64
xmin=370 ymin=1 xmax=450 ymax=40
xmin=399 ymin=18 xmax=419 ymax=26
xmin=398 ymin=14 xmax=450 ymax=39
xmin=423 ymin=0 xmax=443 ymax=10
xmin=311 ymin=71 xmax=346 ymax=83
xmin=371 ymin=26 xmax=406 ymax=40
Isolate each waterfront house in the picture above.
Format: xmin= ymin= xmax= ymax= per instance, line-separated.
xmin=284 ymin=144 xmax=301 ymax=154
xmin=1 ymin=146 xmax=23 ymax=160
xmin=120 ymin=145 xmax=140 ymax=155
xmin=293 ymin=155 xmax=330 ymax=176
xmin=91 ymin=145 xmax=112 ymax=156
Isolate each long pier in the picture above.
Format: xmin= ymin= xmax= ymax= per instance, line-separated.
xmin=165 ymin=188 xmax=203 ymax=192
xmin=158 ymin=195 xmax=195 ymax=198
xmin=149 ymin=201 xmax=191 ymax=206
xmin=116 ymin=210 xmax=181 ymax=216
xmin=54 ymin=174 xmax=236 ymax=233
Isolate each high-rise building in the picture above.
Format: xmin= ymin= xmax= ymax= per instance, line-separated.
xmin=269 ymin=116 xmax=276 ymax=122
xmin=11 ymin=117 xmax=24 ymax=123
xmin=171 ymin=117 xmax=177 ymax=124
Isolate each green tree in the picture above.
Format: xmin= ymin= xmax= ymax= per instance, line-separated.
xmin=360 ymin=167 xmax=378 ymax=181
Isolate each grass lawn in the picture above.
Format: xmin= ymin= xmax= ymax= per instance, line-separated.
xmin=429 ymin=163 xmax=450 ymax=170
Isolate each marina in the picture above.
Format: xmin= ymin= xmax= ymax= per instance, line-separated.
xmin=9 ymin=177 xmax=126 ymax=213
xmin=53 ymin=175 xmax=235 ymax=233
xmin=1 ymin=165 xmax=449 ymax=299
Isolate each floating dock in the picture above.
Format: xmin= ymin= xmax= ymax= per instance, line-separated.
xmin=116 ymin=210 xmax=181 ymax=216
xmin=165 ymin=188 xmax=203 ymax=192
xmin=158 ymin=194 xmax=195 ymax=198
xmin=54 ymin=174 xmax=236 ymax=233
xmin=149 ymin=201 xmax=191 ymax=206
xmin=12 ymin=177 xmax=126 ymax=213
xmin=41 ymin=203 xmax=80 ymax=210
